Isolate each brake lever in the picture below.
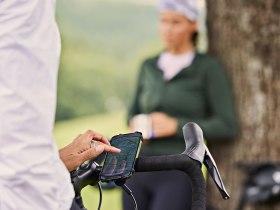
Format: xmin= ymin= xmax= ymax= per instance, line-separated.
xmin=203 ymin=146 xmax=230 ymax=200
xmin=182 ymin=122 xmax=230 ymax=200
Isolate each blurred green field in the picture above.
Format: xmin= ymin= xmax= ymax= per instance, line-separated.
xmin=54 ymin=111 xmax=129 ymax=210
xmin=55 ymin=0 xmax=161 ymax=121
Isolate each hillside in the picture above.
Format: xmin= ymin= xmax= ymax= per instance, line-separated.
xmin=55 ymin=0 xmax=161 ymax=120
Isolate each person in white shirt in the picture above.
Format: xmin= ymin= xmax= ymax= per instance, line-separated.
xmin=0 ymin=1 xmax=120 ymax=209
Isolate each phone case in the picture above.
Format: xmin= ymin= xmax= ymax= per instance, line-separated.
xmin=100 ymin=132 xmax=143 ymax=182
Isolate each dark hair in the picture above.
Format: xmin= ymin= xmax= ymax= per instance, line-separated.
xmin=192 ymin=31 xmax=198 ymax=47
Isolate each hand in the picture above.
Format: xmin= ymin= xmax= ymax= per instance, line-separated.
xmin=150 ymin=112 xmax=178 ymax=138
xmin=59 ymin=130 xmax=121 ymax=171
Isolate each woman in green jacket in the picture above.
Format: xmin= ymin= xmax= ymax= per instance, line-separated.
xmin=123 ymin=0 xmax=238 ymax=209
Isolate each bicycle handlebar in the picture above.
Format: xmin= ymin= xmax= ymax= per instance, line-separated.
xmin=71 ymin=122 xmax=230 ymax=210
xmin=135 ymin=155 xmax=206 ymax=210
xmin=182 ymin=123 xmax=230 ymax=200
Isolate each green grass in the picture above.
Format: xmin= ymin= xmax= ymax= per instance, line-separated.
xmin=54 ymin=111 xmax=129 ymax=210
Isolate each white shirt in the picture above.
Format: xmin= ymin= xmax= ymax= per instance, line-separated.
xmin=157 ymin=51 xmax=195 ymax=80
xmin=0 ymin=1 xmax=74 ymax=209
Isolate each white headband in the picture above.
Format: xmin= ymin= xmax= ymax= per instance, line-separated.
xmin=158 ymin=0 xmax=199 ymax=21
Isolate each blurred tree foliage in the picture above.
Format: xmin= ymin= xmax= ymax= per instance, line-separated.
xmin=55 ymin=0 xmax=161 ymax=120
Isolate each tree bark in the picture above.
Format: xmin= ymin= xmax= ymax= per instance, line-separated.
xmin=206 ymin=0 xmax=280 ymax=210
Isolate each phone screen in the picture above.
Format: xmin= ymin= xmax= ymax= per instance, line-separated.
xmin=100 ymin=132 xmax=143 ymax=182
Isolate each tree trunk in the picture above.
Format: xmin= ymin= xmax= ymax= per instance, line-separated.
xmin=206 ymin=0 xmax=280 ymax=210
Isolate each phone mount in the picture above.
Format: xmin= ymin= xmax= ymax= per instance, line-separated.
xmin=182 ymin=122 xmax=230 ymax=200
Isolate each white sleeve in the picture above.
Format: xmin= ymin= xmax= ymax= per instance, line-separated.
xmin=0 ymin=1 xmax=74 ymax=209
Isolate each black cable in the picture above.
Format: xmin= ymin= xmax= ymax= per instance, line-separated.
xmin=121 ymin=184 xmax=138 ymax=210
xmin=97 ymin=182 xmax=103 ymax=210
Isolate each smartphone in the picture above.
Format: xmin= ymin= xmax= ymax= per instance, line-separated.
xmin=100 ymin=132 xmax=143 ymax=182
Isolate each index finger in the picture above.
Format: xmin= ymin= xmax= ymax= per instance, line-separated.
xmin=103 ymin=144 xmax=121 ymax=154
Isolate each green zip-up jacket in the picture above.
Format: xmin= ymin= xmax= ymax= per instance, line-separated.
xmin=128 ymin=53 xmax=238 ymax=155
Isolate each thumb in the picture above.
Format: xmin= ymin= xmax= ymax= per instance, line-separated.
xmin=80 ymin=145 xmax=105 ymax=163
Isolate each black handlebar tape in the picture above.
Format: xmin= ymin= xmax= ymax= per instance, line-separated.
xmin=135 ymin=154 xmax=206 ymax=210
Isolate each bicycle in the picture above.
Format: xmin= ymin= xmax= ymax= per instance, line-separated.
xmin=71 ymin=122 xmax=230 ymax=210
